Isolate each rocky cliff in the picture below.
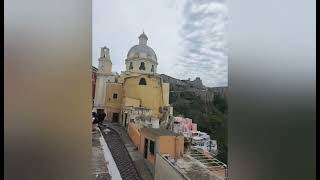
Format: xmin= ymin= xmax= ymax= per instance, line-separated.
xmin=159 ymin=74 xmax=227 ymax=103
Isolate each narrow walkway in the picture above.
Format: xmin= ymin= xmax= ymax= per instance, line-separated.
xmin=99 ymin=125 xmax=141 ymax=180
xmin=104 ymin=123 xmax=154 ymax=180
xmin=92 ymin=129 xmax=112 ymax=180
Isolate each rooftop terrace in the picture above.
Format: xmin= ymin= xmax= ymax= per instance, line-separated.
xmin=159 ymin=148 xmax=227 ymax=180
xmin=141 ymin=127 xmax=179 ymax=137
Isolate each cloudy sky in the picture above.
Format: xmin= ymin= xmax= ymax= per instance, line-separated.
xmin=93 ymin=0 xmax=228 ymax=87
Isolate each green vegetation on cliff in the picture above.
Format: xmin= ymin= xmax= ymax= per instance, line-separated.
xmin=170 ymin=91 xmax=228 ymax=164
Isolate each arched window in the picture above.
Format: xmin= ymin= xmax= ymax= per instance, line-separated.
xmin=139 ymin=62 xmax=146 ymax=70
xmin=129 ymin=62 xmax=133 ymax=70
xmin=151 ymin=65 xmax=154 ymax=72
xmin=139 ymin=78 xmax=147 ymax=85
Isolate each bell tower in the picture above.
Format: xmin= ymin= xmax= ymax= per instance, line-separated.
xmin=94 ymin=46 xmax=115 ymax=116
xmin=98 ymin=46 xmax=112 ymax=74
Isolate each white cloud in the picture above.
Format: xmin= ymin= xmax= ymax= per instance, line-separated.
xmin=93 ymin=0 xmax=227 ymax=87
xmin=175 ymin=0 xmax=228 ymax=87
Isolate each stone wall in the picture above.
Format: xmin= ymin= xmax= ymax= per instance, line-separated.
xmin=159 ymin=74 xmax=187 ymax=87
xmin=159 ymin=74 xmax=228 ymax=106
xmin=154 ymin=154 xmax=189 ymax=180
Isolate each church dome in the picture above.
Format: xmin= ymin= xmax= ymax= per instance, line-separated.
xmin=127 ymin=32 xmax=157 ymax=62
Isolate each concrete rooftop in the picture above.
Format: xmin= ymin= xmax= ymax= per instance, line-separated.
xmin=141 ymin=127 xmax=179 ymax=137
xmin=165 ymin=154 xmax=225 ymax=180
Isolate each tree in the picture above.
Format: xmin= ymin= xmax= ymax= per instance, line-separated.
xmin=170 ymin=91 xmax=228 ymax=163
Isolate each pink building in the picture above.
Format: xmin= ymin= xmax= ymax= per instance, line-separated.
xmin=173 ymin=117 xmax=197 ymax=138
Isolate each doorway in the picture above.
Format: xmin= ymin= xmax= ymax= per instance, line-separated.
xmin=112 ymin=113 xmax=119 ymax=122
xmin=144 ymin=138 xmax=149 ymax=159
xmin=124 ymin=113 xmax=128 ymax=127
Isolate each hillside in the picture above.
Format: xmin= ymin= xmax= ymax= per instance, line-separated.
xmin=161 ymin=74 xmax=228 ymax=163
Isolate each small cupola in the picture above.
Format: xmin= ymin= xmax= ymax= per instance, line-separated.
xmin=138 ymin=32 xmax=148 ymax=45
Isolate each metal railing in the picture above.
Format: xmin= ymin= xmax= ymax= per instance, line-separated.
xmin=157 ymin=154 xmax=191 ymax=180
xmin=189 ymin=147 xmax=228 ymax=180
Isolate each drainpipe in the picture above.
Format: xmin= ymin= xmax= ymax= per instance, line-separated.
xmin=175 ymin=136 xmax=179 ymax=161
xmin=139 ymin=130 xmax=141 ymax=151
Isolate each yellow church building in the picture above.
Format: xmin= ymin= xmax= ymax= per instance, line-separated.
xmin=93 ymin=32 xmax=172 ymax=129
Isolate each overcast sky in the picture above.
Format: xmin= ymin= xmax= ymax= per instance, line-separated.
xmin=93 ymin=0 xmax=228 ymax=87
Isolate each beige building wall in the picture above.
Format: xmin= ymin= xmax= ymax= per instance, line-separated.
xmin=127 ymin=123 xmax=141 ymax=148
xmin=162 ymin=82 xmax=170 ymax=106
xmin=93 ymin=75 xmax=116 ymax=109
xmin=105 ymin=83 xmax=123 ymax=121
xmin=105 ymin=108 xmax=120 ymax=122
xmin=105 ymin=83 xmax=123 ymax=107
xmin=122 ymin=97 xmax=140 ymax=107
xmin=123 ymin=75 xmax=167 ymax=119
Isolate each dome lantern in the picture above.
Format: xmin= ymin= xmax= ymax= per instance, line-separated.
xmin=127 ymin=32 xmax=157 ymax=62
xmin=138 ymin=32 xmax=148 ymax=45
